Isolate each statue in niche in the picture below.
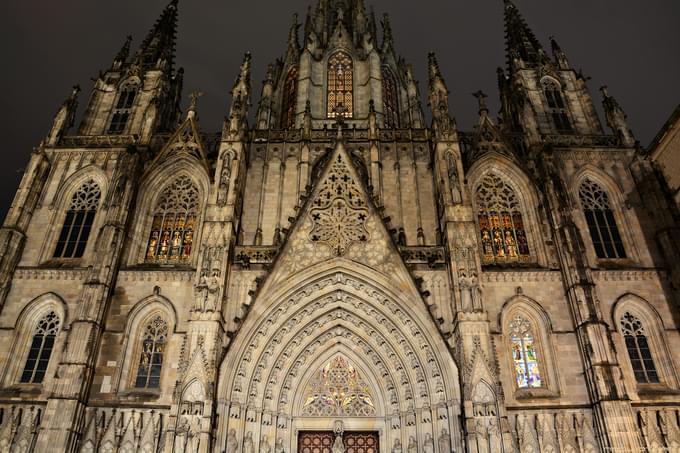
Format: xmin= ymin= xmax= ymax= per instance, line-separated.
xmin=331 ymin=435 xmax=345 ymax=453
xmin=423 ymin=433 xmax=434 ymax=453
xmin=458 ymin=271 xmax=473 ymax=312
xmin=438 ymin=429 xmax=451 ymax=453
xmin=470 ymin=272 xmax=483 ymax=311
xmin=274 ymin=438 xmax=285 ymax=453
xmin=243 ymin=431 xmax=254 ymax=453
xmin=447 ymin=155 xmax=462 ymax=204
xmin=217 ymin=161 xmax=231 ymax=206
xmin=226 ymin=429 xmax=239 ymax=453
xmin=205 ymin=269 xmax=221 ymax=312
xmin=260 ymin=435 xmax=271 ymax=453
xmin=407 ymin=436 xmax=417 ymax=453
xmin=392 ymin=438 xmax=403 ymax=453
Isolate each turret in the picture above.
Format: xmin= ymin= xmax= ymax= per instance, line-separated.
xmin=225 ymin=53 xmax=252 ymax=139
xmin=600 ymin=86 xmax=636 ymax=147
xmin=46 ymin=85 xmax=80 ymax=146
xmin=428 ymin=52 xmax=456 ymax=138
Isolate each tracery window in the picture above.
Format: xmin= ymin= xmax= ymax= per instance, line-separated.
xmin=509 ymin=315 xmax=542 ymax=389
xmin=134 ymin=315 xmax=168 ymax=389
xmin=108 ymin=83 xmax=138 ymax=134
xmin=145 ymin=176 xmax=199 ymax=264
xmin=302 ymin=356 xmax=376 ymax=416
xmin=579 ymin=178 xmax=626 ymax=259
xmin=281 ymin=67 xmax=298 ymax=129
xmin=327 ymin=52 xmax=353 ymax=118
xmin=382 ymin=67 xmax=399 ymax=128
xmin=54 ymin=180 xmax=101 ymax=259
xmin=475 ymin=173 xmax=531 ymax=264
xmin=542 ymin=80 xmax=572 ymax=132
xmin=620 ymin=312 xmax=659 ymax=384
xmin=20 ymin=311 xmax=60 ymax=384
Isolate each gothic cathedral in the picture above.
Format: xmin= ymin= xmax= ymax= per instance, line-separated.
xmin=1 ymin=0 xmax=679 ymax=452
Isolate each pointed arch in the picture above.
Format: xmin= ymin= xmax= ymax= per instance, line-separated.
xmin=612 ymin=294 xmax=678 ymax=389
xmin=540 ymin=76 xmax=572 ymax=132
xmin=108 ymin=78 xmax=141 ymax=135
xmin=382 ymin=66 xmax=399 ymax=128
xmin=281 ymin=66 xmax=298 ymax=129
xmin=327 ymin=51 xmax=354 ymax=118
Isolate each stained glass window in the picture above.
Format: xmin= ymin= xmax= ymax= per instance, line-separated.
xmin=145 ymin=176 xmax=199 ymax=264
xmin=108 ymin=83 xmax=138 ymax=134
xmin=579 ymin=178 xmax=626 ymax=259
xmin=54 ymin=180 xmax=101 ymax=259
xmin=542 ymin=79 xmax=572 ymax=132
xmin=620 ymin=312 xmax=659 ymax=384
xmin=509 ymin=315 xmax=542 ymax=389
xmin=382 ymin=67 xmax=399 ymax=128
xmin=21 ymin=311 xmax=60 ymax=384
xmin=302 ymin=356 xmax=376 ymax=416
xmin=134 ymin=315 xmax=168 ymax=389
xmin=327 ymin=52 xmax=353 ymax=118
xmin=281 ymin=67 xmax=298 ymax=129
xmin=475 ymin=173 xmax=531 ymax=265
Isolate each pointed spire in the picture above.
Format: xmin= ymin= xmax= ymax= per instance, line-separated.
xmin=550 ymin=35 xmax=571 ymax=69
xmin=187 ymin=91 xmax=202 ymax=120
xmin=226 ymin=52 xmax=252 ymax=137
xmin=428 ymin=52 xmax=455 ymax=137
xmin=134 ymin=0 xmax=179 ymax=72
xmin=47 ymin=85 xmax=81 ymax=146
xmin=381 ymin=13 xmax=393 ymax=51
xmin=288 ymin=13 xmax=301 ymax=53
xmin=473 ymin=90 xmax=489 ymax=117
xmin=600 ymin=86 xmax=635 ymax=147
xmin=113 ymin=35 xmax=132 ymax=68
xmin=503 ymin=0 xmax=545 ymax=70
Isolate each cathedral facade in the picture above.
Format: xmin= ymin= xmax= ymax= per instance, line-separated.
xmin=1 ymin=0 xmax=679 ymax=451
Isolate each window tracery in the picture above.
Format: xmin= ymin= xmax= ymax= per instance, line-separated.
xmin=20 ymin=311 xmax=60 ymax=384
xmin=579 ymin=178 xmax=626 ymax=259
xmin=542 ymin=79 xmax=572 ymax=132
xmin=108 ymin=83 xmax=138 ymax=134
xmin=54 ymin=180 xmax=101 ymax=259
xmin=475 ymin=173 xmax=531 ymax=264
xmin=134 ymin=315 xmax=168 ymax=389
xmin=382 ymin=67 xmax=399 ymax=128
xmin=620 ymin=312 xmax=658 ymax=384
xmin=302 ymin=356 xmax=376 ymax=416
xmin=281 ymin=67 xmax=298 ymax=129
xmin=327 ymin=52 xmax=353 ymax=118
xmin=508 ymin=314 xmax=542 ymax=389
xmin=145 ymin=176 xmax=199 ymax=264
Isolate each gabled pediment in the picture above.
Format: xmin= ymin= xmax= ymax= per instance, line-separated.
xmin=147 ymin=115 xmax=210 ymax=174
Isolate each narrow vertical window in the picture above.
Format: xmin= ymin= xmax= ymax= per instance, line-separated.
xmin=54 ymin=180 xmax=101 ymax=259
xmin=327 ymin=52 xmax=353 ymax=118
xmin=475 ymin=173 xmax=531 ymax=265
xmin=134 ymin=316 xmax=168 ymax=389
xmin=579 ymin=178 xmax=626 ymax=259
xmin=145 ymin=176 xmax=199 ymax=264
xmin=108 ymin=83 xmax=138 ymax=134
xmin=281 ymin=67 xmax=298 ymax=129
xmin=509 ymin=315 xmax=542 ymax=389
xmin=382 ymin=67 xmax=399 ymax=128
xmin=620 ymin=312 xmax=658 ymax=384
xmin=542 ymin=80 xmax=572 ymax=132
xmin=21 ymin=311 xmax=60 ymax=384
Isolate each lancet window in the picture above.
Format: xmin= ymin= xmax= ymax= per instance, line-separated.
xmin=134 ymin=315 xmax=168 ymax=389
xmin=54 ymin=180 xmax=101 ymax=259
xmin=382 ymin=67 xmax=399 ymax=128
xmin=145 ymin=176 xmax=199 ymax=264
xmin=20 ymin=311 xmax=60 ymax=384
xmin=620 ymin=312 xmax=659 ymax=384
xmin=108 ymin=83 xmax=138 ymax=134
xmin=509 ymin=315 xmax=542 ymax=389
xmin=281 ymin=67 xmax=298 ymax=129
xmin=327 ymin=52 xmax=353 ymax=118
xmin=475 ymin=173 xmax=531 ymax=264
xmin=579 ymin=178 xmax=626 ymax=259
xmin=542 ymin=79 xmax=572 ymax=132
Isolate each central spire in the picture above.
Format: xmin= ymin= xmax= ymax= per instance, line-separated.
xmin=134 ymin=0 xmax=179 ymax=72
xmin=503 ymin=0 xmax=545 ymax=70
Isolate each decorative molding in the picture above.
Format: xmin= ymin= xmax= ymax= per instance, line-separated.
xmin=481 ymin=271 xmax=562 ymax=284
xmin=14 ymin=268 xmax=88 ymax=281
xmin=118 ymin=270 xmax=194 ymax=282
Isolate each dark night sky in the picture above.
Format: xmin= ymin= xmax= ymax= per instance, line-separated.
xmin=1 ymin=0 xmax=679 ymax=220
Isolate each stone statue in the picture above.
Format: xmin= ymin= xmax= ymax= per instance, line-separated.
xmin=226 ymin=428 xmax=239 ymax=453
xmin=438 ymin=429 xmax=451 ymax=453
xmin=448 ymin=159 xmax=462 ymax=204
xmin=407 ymin=436 xmax=417 ymax=453
xmin=260 ymin=435 xmax=271 ymax=453
xmin=205 ymin=271 xmax=221 ymax=312
xmin=423 ymin=433 xmax=434 ymax=453
xmin=392 ymin=438 xmax=403 ymax=453
xmin=243 ymin=431 xmax=254 ymax=453
xmin=331 ymin=435 xmax=345 ymax=453
xmin=458 ymin=271 xmax=473 ymax=312
xmin=274 ymin=437 xmax=285 ymax=453
xmin=470 ymin=272 xmax=483 ymax=311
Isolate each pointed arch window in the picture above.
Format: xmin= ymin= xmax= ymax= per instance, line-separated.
xmin=281 ymin=67 xmax=298 ymax=129
xmin=579 ymin=178 xmax=626 ymax=259
xmin=475 ymin=173 xmax=531 ymax=264
xmin=327 ymin=52 xmax=353 ymax=118
xmin=382 ymin=67 xmax=399 ymax=128
xmin=542 ymin=79 xmax=572 ymax=132
xmin=509 ymin=315 xmax=542 ymax=389
xmin=20 ymin=311 xmax=60 ymax=384
xmin=134 ymin=315 xmax=168 ymax=389
xmin=54 ymin=180 xmax=101 ymax=259
xmin=108 ymin=83 xmax=138 ymax=134
xmin=145 ymin=176 xmax=199 ymax=264
xmin=620 ymin=312 xmax=659 ymax=383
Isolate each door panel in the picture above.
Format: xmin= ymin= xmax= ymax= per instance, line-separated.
xmin=298 ymin=431 xmax=335 ymax=453
xmin=297 ymin=431 xmax=379 ymax=453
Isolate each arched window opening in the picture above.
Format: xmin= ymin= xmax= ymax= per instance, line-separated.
xmin=108 ymin=84 xmax=138 ymax=134
xmin=145 ymin=176 xmax=199 ymax=264
xmin=579 ymin=178 xmax=626 ymax=259
xmin=542 ymin=80 xmax=572 ymax=132
xmin=509 ymin=315 xmax=542 ymax=389
xmin=327 ymin=52 xmax=353 ymax=118
xmin=134 ymin=315 xmax=168 ymax=389
xmin=54 ymin=180 xmax=101 ymax=259
xmin=382 ymin=67 xmax=399 ymax=128
xmin=475 ymin=173 xmax=531 ymax=265
xmin=20 ymin=311 xmax=60 ymax=384
xmin=281 ymin=67 xmax=298 ymax=129
xmin=620 ymin=312 xmax=659 ymax=384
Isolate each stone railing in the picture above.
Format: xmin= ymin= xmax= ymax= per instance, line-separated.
xmin=0 ymin=403 xmax=45 ymax=452
xmin=250 ymin=127 xmax=430 ymax=143
xmin=399 ymin=246 xmax=447 ymax=267
xmin=77 ymin=407 xmax=167 ymax=452
xmin=505 ymin=409 xmax=600 ymax=452
xmin=234 ymin=246 xmax=280 ymax=267
xmin=59 ymin=135 xmax=138 ymax=148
